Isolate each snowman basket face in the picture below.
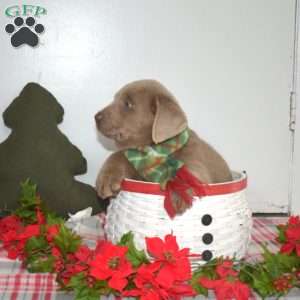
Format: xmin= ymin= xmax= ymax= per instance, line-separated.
xmin=105 ymin=171 xmax=252 ymax=266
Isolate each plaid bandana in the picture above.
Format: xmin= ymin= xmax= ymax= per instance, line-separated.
xmin=124 ymin=129 xmax=189 ymax=189
xmin=124 ymin=129 xmax=208 ymax=218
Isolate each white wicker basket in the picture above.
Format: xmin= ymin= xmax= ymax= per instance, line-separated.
xmin=105 ymin=171 xmax=252 ymax=266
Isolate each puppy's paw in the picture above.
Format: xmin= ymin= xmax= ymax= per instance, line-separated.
xmin=171 ymin=193 xmax=192 ymax=215
xmin=96 ymin=170 xmax=124 ymax=199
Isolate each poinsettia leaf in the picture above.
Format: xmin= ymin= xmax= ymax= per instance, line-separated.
xmin=191 ymin=281 xmax=208 ymax=296
xmin=190 ymin=274 xmax=208 ymax=296
xmin=192 ymin=259 xmax=218 ymax=280
xmin=68 ymin=273 xmax=106 ymax=300
xmin=253 ymin=278 xmax=272 ymax=298
xmin=240 ymin=258 xmax=282 ymax=299
xmin=25 ymin=236 xmax=49 ymax=253
xmin=261 ymin=245 xmax=300 ymax=277
xmin=15 ymin=209 xmax=36 ymax=223
xmin=74 ymin=286 xmax=100 ymax=300
xmin=54 ymin=224 xmax=81 ymax=256
xmin=277 ymin=225 xmax=287 ymax=243
xmin=126 ymin=247 xmax=149 ymax=267
xmin=251 ymin=269 xmax=275 ymax=298
xmin=46 ymin=212 xmax=65 ymax=225
xmin=68 ymin=273 xmax=86 ymax=289
xmin=26 ymin=255 xmax=55 ymax=273
xmin=14 ymin=179 xmax=39 ymax=224
xmin=190 ymin=260 xmax=221 ymax=296
xmin=118 ymin=232 xmax=149 ymax=267
xmin=20 ymin=179 xmax=37 ymax=202
xmin=239 ymin=264 xmax=256 ymax=285
xmin=118 ymin=232 xmax=133 ymax=244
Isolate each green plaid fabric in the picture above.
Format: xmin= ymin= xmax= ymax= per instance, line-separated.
xmin=124 ymin=129 xmax=190 ymax=188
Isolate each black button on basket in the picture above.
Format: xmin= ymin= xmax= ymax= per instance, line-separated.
xmin=202 ymin=214 xmax=212 ymax=226
xmin=202 ymin=233 xmax=213 ymax=244
xmin=202 ymin=250 xmax=213 ymax=261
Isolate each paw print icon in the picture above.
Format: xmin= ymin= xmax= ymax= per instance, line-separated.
xmin=5 ymin=16 xmax=45 ymax=47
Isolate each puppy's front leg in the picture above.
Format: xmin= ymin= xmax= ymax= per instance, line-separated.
xmin=96 ymin=151 xmax=140 ymax=199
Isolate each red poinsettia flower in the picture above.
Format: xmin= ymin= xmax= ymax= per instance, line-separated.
xmin=1 ymin=222 xmax=41 ymax=260
xmin=60 ymin=255 xmax=92 ymax=286
xmin=146 ymin=234 xmax=192 ymax=281
xmin=123 ymin=262 xmax=169 ymax=300
xmin=198 ymin=259 xmax=251 ymax=300
xmin=3 ymin=236 xmax=27 ymax=260
xmin=153 ymin=263 xmax=196 ymax=298
xmin=18 ymin=224 xmax=40 ymax=240
xmin=54 ymin=245 xmax=94 ymax=285
xmin=216 ymin=259 xmax=239 ymax=278
xmin=288 ymin=216 xmax=300 ymax=225
xmin=0 ymin=215 xmax=22 ymax=237
xmin=51 ymin=246 xmax=65 ymax=273
xmin=0 ymin=215 xmax=22 ymax=256
xmin=36 ymin=208 xmax=45 ymax=225
xmin=280 ymin=216 xmax=300 ymax=256
xmin=53 ymin=243 xmax=94 ymax=285
xmin=1 ymin=230 xmax=18 ymax=243
xmin=75 ymin=245 xmax=93 ymax=263
xmin=7 ymin=247 xmax=19 ymax=259
xmin=71 ymin=245 xmax=93 ymax=274
xmin=59 ymin=265 xmax=82 ymax=286
xmin=168 ymin=283 xmax=196 ymax=298
xmin=199 ymin=276 xmax=251 ymax=300
xmin=52 ymin=246 xmax=62 ymax=258
xmin=46 ymin=225 xmax=60 ymax=242
xmin=89 ymin=241 xmax=133 ymax=292
xmin=124 ymin=260 xmax=195 ymax=300
xmin=273 ymin=274 xmax=293 ymax=292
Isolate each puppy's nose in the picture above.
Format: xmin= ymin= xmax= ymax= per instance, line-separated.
xmin=95 ymin=112 xmax=103 ymax=122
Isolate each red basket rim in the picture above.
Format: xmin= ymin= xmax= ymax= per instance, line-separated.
xmin=121 ymin=171 xmax=247 ymax=197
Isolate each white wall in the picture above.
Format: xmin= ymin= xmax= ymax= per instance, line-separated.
xmin=292 ymin=0 xmax=300 ymax=214
xmin=0 ymin=0 xmax=296 ymax=212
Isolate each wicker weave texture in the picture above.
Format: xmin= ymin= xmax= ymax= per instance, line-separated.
xmin=105 ymin=172 xmax=252 ymax=264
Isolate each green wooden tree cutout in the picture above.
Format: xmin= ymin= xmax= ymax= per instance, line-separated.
xmin=0 ymin=83 xmax=105 ymax=216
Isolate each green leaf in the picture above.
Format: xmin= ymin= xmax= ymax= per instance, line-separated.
xmin=190 ymin=259 xmax=221 ymax=296
xmin=118 ymin=232 xmax=149 ymax=267
xmin=24 ymin=236 xmax=54 ymax=273
xmin=261 ymin=246 xmax=300 ymax=277
xmin=46 ymin=212 xmax=65 ymax=225
xmin=68 ymin=273 xmax=86 ymax=289
xmin=74 ymin=286 xmax=101 ymax=300
xmin=26 ymin=255 xmax=55 ymax=273
xmin=245 ymin=263 xmax=275 ymax=299
xmin=25 ymin=236 xmax=49 ymax=253
xmin=190 ymin=274 xmax=208 ymax=296
xmin=192 ymin=259 xmax=219 ymax=279
xmin=241 ymin=259 xmax=279 ymax=298
xmin=54 ymin=224 xmax=81 ymax=256
xmin=14 ymin=179 xmax=39 ymax=224
xmin=68 ymin=273 xmax=106 ymax=300
xmin=20 ymin=179 xmax=37 ymax=203
xmin=277 ymin=225 xmax=287 ymax=243
xmin=239 ymin=264 xmax=256 ymax=284
xmin=252 ymin=274 xmax=273 ymax=299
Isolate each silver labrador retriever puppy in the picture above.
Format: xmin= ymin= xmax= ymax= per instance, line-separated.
xmin=95 ymin=80 xmax=232 ymax=212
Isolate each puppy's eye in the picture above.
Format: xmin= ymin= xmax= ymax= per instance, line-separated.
xmin=124 ymin=98 xmax=134 ymax=110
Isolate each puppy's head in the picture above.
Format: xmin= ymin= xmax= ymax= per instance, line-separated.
xmin=95 ymin=80 xmax=187 ymax=149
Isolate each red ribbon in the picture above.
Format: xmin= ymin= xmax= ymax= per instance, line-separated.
xmin=164 ymin=166 xmax=208 ymax=218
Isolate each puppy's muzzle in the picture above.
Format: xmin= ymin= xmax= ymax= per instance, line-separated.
xmin=95 ymin=111 xmax=103 ymax=122
xmin=94 ymin=111 xmax=124 ymax=141
xmin=94 ymin=112 xmax=103 ymax=129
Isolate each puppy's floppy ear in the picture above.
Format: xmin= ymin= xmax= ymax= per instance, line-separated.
xmin=152 ymin=95 xmax=188 ymax=144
